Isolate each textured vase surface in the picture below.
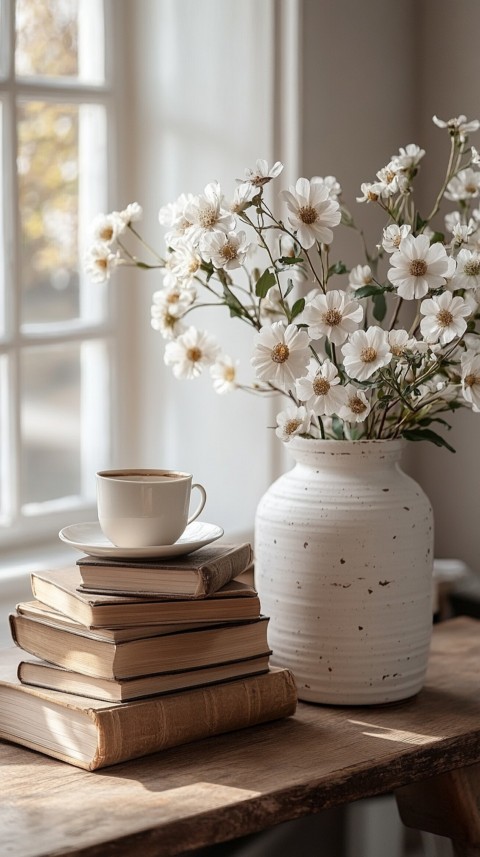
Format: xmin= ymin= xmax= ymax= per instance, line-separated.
xmin=255 ymin=438 xmax=434 ymax=705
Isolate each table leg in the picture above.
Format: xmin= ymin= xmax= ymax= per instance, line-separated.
xmin=394 ymin=763 xmax=480 ymax=855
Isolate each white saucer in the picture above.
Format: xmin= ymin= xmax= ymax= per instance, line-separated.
xmin=58 ymin=521 xmax=224 ymax=560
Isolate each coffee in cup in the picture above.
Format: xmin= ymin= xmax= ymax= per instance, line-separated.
xmin=96 ymin=469 xmax=207 ymax=547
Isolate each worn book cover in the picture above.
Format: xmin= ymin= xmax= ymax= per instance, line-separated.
xmin=77 ymin=542 xmax=254 ymax=597
xmin=30 ymin=567 xmax=259 ymax=629
xmin=10 ymin=612 xmax=270 ymax=679
xmin=18 ymin=652 xmax=271 ymax=702
xmin=0 ymin=648 xmax=297 ymax=770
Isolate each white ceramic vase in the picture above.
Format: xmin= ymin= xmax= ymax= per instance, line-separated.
xmin=255 ymin=438 xmax=434 ymax=705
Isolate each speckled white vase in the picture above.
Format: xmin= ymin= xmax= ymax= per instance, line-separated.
xmin=255 ymin=438 xmax=434 ymax=705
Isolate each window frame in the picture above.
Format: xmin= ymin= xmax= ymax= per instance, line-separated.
xmin=0 ymin=0 xmax=122 ymax=551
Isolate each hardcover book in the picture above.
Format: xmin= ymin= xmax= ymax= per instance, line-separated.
xmin=77 ymin=542 xmax=254 ymax=597
xmin=0 ymin=648 xmax=297 ymax=770
xmin=30 ymin=567 xmax=259 ymax=629
xmin=10 ymin=612 xmax=270 ymax=679
xmin=18 ymin=652 xmax=271 ymax=702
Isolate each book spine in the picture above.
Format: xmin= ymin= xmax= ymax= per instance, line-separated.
xmin=196 ymin=544 xmax=254 ymax=597
xmin=89 ymin=669 xmax=297 ymax=770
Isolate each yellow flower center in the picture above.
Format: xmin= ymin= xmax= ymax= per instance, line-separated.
xmin=464 ymin=372 xmax=479 ymax=388
xmin=99 ymin=226 xmax=114 ymax=241
xmin=167 ymin=293 xmax=180 ymax=304
xmin=220 ymin=243 xmax=238 ymax=262
xmin=465 ymin=183 xmax=478 ymax=194
xmin=361 ymin=346 xmax=377 ymax=363
xmin=198 ymin=207 xmax=218 ymax=228
xmin=367 ymin=191 xmax=379 ymax=202
xmin=349 ymin=396 xmax=367 ymax=414
xmin=323 ymin=308 xmax=342 ymax=326
xmin=224 ymin=366 xmax=236 ymax=382
xmin=313 ymin=377 xmax=331 ymax=396
xmin=96 ymin=258 xmax=108 ymax=270
xmin=464 ymin=260 xmax=480 ymax=277
xmin=409 ymin=259 xmax=428 ymax=277
xmin=285 ymin=418 xmax=301 ymax=435
xmin=272 ymin=343 xmax=290 ymax=363
xmin=298 ymin=205 xmax=318 ymax=225
xmin=186 ymin=347 xmax=203 ymax=363
xmin=436 ymin=309 xmax=454 ymax=328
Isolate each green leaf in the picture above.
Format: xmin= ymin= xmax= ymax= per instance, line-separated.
xmin=328 ymin=261 xmax=348 ymax=277
xmin=402 ymin=427 xmax=456 ymax=453
xmin=324 ymin=339 xmax=332 ymax=360
xmin=279 ymin=255 xmax=304 ymax=266
xmin=354 ymin=284 xmax=386 ymax=299
xmin=372 ymin=292 xmax=387 ymax=322
xmin=255 ymin=269 xmax=277 ymax=298
xmin=289 ymin=297 xmax=305 ymax=321
xmin=430 ymin=231 xmax=445 ymax=245
xmin=222 ymin=285 xmax=245 ymax=319
xmin=331 ymin=416 xmax=344 ymax=439
xmin=415 ymin=212 xmax=427 ymax=232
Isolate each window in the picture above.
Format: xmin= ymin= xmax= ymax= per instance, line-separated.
xmin=0 ymin=0 xmax=116 ymax=549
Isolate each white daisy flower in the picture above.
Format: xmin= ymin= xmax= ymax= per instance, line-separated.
xmin=184 ymin=182 xmax=236 ymax=243
xmin=151 ymin=283 xmax=195 ymax=318
xmin=391 ymin=144 xmax=425 ymax=170
xmin=450 ymin=221 xmax=477 ymax=248
xmin=91 ymin=212 xmax=124 ymax=244
xmin=445 ymin=168 xmax=480 ymax=202
xmin=382 ymin=224 xmax=411 ymax=254
xmin=301 ymin=289 xmax=363 ymax=346
xmin=150 ymin=302 xmax=187 ymax=340
xmin=159 ymin=193 xmax=195 ymax=232
xmin=338 ymin=384 xmax=371 ymax=423
xmin=450 ymin=249 xmax=480 ymax=290
xmin=463 ymin=334 xmax=480 ymax=354
xmin=374 ymin=162 xmax=408 ymax=198
xmin=419 ymin=292 xmax=471 ymax=345
xmin=250 ymin=321 xmax=310 ymax=393
xmin=164 ymin=326 xmax=220 ymax=379
xmin=242 ymin=159 xmax=284 ymax=187
xmin=311 ymin=175 xmax=342 ymax=199
xmin=210 ymin=355 xmax=239 ymax=394
xmin=471 ymin=146 xmax=480 ymax=166
xmin=445 ymin=210 xmax=462 ymax=234
xmin=200 ymin=229 xmax=251 ymax=270
xmin=356 ymin=182 xmax=380 ymax=203
xmin=388 ymin=329 xmax=416 ymax=357
xmin=295 ymin=359 xmax=346 ymax=417
xmin=84 ymin=243 xmax=122 ymax=284
xmin=166 ymin=238 xmax=202 ymax=287
xmin=117 ymin=202 xmax=143 ymax=227
xmin=348 ymin=264 xmax=373 ymax=290
xmin=280 ymin=177 xmax=341 ymax=249
xmin=275 ymin=403 xmax=312 ymax=442
xmin=230 ymin=183 xmax=255 ymax=213
xmin=461 ymin=352 xmax=480 ymax=411
xmin=387 ymin=234 xmax=452 ymax=300
xmin=341 ymin=326 xmax=392 ymax=381
xmin=433 ymin=114 xmax=480 ymax=142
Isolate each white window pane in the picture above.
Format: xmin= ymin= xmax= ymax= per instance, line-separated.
xmin=0 ymin=0 xmax=10 ymax=80
xmin=0 ymin=355 xmax=11 ymax=522
xmin=21 ymin=343 xmax=82 ymax=506
xmin=0 ymin=99 xmax=5 ymax=338
xmin=17 ymin=100 xmax=108 ymax=327
xmin=15 ymin=0 xmax=105 ymax=84
xmin=20 ymin=339 xmax=110 ymax=510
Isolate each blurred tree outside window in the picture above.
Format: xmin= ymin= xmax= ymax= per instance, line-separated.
xmin=0 ymin=0 xmax=113 ymax=548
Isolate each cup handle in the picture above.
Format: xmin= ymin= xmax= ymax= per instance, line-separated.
xmin=188 ymin=483 xmax=207 ymax=525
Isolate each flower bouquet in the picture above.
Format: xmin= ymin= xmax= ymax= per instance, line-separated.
xmin=85 ymin=114 xmax=480 ymax=452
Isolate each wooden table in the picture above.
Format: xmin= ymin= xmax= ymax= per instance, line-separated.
xmin=3 ymin=616 xmax=480 ymax=857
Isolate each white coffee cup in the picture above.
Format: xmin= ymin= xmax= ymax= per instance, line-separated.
xmin=96 ymin=469 xmax=207 ymax=547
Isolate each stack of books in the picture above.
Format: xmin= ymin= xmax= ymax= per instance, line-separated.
xmin=1 ymin=542 xmax=297 ymax=770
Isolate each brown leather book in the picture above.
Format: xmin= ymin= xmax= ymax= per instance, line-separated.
xmin=0 ymin=648 xmax=297 ymax=771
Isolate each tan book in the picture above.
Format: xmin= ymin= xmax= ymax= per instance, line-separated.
xmin=77 ymin=542 xmax=253 ymax=597
xmin=31 ymin=567 xmax=259 ymax=629
xmin=0 ymin=648 xmax=297 ymax=771
xmin=18 ymin=653 xmax=271 ymax=702
xmin=16 ymin=600 xmax=239 ymax=642
xmin=10 ymin=612 xmax=270 ymax=680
